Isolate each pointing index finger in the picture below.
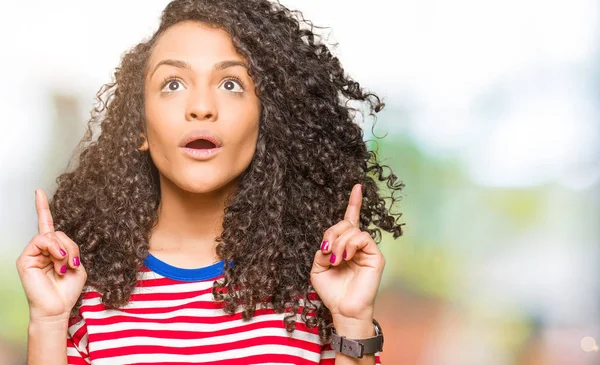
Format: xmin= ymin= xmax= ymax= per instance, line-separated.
xmin=343 ymin=184 xmax=363 ymax=226
xmin=35 ymin=189 xmax=55 ymax=235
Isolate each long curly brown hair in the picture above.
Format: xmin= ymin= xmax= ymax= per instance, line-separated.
xmin=50 ymin=0 xmax=404 ymax=342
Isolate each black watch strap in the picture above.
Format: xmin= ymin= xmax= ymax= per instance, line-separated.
xmin=330 ymin=318 xmax=384 ymax=358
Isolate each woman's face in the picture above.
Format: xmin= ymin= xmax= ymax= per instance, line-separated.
xmin=142 ymin=21 xmax=261 ymax=194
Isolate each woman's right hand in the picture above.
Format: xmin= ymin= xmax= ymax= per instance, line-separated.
xmin=16 ymin=189 xmax=87 ymax=322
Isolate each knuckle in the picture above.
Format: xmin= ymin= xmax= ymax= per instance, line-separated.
xmin=346 ymin=234 xmax=358 ymax=246
xmin=378 ymin=254 xmax=386 ymax=268
xmin=61 ymin=236 xmax=78 ymax=252
xmin=350 ymin=232 xmax=364 ymax=243
xmin=329 ymin=238 xmax=339 ymax=249
xmin=31 ymin=234 xmax=49 ymax=246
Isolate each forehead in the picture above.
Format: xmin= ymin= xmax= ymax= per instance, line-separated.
xmin=149 ymin=21 xmax=244 ymax=67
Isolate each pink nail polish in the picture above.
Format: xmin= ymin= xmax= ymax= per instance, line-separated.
xmin=73 ymin=256 xmax=80 ymax=267
xmin=59 ymin=249 xmax=67 ymax=257
xmin=60 ymin=265 xmax=67 ymax=274
xmin=342 ymin=250 xmax=347 ymax=259
xmin=321 ymin=240 xmax=329 ymax=251
xmin=329 ymin=253 xmax=336 ymax=264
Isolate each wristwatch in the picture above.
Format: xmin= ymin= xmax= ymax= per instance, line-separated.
xmin=331 ymin=318 xmax=384 ymax=358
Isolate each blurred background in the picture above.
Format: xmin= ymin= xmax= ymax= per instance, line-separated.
xmin=1 ymin=0 xmax=598 ymax=364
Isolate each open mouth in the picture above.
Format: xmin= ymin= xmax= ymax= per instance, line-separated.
xmin=185 ymin=139 xmax=217 ymax=149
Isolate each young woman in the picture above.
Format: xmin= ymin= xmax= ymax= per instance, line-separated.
xmin=16 ymin=0 xmax=404 ymax=364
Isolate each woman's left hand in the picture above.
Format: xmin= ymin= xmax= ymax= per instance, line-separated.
xmin=310 ymin=183 xmax=386 ymax=328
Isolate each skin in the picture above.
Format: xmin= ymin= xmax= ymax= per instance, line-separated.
xmin=138 ymin=21 xmax=261 ymax=267
xmin=17 ymin=21 xmax=385 ymax=365
xmin=16 ymin=189 xmax=87 ymax=365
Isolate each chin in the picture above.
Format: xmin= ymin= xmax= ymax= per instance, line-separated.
xmin=176 ymin=174 xmax=239 ymax=195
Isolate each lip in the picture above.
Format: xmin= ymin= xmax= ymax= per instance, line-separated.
xmin=181 ymin=145 xmax=223 ymax=161
xmin=178 ymin=129 xmax=223 ymax=148
xmin=178 ymin=129 xmax=223 ymax=161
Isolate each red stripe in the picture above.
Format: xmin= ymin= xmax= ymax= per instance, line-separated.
xmin=84 ymin=305 xmax=317 ymax=325
xmin=82 ymin=300 xmax=224 ymax=314
xmin=91 ymin=320 xmax=318 ymax=341
xmin=67 ymin=338 xmax=89 ymax=364
xmin=85 ymin=307 xmax=271 ymax=326
xmin=128 ymin=287 xmax=213 ymax=301
xmin=70 ymin=273 xmax=337 ymax=364
xmin=134 ymin=353 xmax=319 ymax=365
xmin=67 ymin=355 xmax=89 ymax=365
xmin=93 ymin=335 xmax=321 ymax=359
xmin=319 ymin=359 xmax=335 ymax=365
xmin=137 ymin=275 xmax=222 ymax=287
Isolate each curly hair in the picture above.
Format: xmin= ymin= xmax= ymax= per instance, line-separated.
xmin=50 ymin=0 xmax=404 ymax=343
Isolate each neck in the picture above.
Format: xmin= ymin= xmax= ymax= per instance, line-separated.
xmin=149 ymin=174 xmax=237 ymax=266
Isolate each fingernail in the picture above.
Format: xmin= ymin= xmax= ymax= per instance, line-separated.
xmin=59 ymin=249 xmax=67 ymax=257
xmin=342 ymin=250 xmax=347 ymax=259
xmin=320 ymin=240 xmax=329 ymax=251
xmin=60 ymin=265 xmax=67 ymax=274
xmin=359 ymin=184 xmax=363 ymax=192
xmin=329 ymin=253 xmax=336 ymax=264
xmin=73 ymin=256 xmax=80 ymax=267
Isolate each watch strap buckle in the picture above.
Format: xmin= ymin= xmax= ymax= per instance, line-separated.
xmin=330 ymin=319 xmax=384 ymax=359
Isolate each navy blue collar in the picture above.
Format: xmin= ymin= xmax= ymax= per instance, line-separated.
xmin=143 ymin=253 xmax=225 ymax=282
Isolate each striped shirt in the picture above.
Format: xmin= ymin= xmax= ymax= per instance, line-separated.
xmin=66 ymin=253 xmax=382 ymax=364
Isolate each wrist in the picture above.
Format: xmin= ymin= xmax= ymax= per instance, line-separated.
xmin=28 ymin=320 xmax=68 ymax=338
xmin=332 ymin=315 xmax=376 ymax=339
xmin=331 ymin=318 xmax=384 ymax=360
xmin=29 ymin=312 xmax=70 ymax=332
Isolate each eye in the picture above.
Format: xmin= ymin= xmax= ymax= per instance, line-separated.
xmin=161 ymin=77 xmax=186 ymax=93
xmin=220 ymin=77 xmax=244 ymax=93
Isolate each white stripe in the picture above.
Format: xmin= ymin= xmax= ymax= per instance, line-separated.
xmin=320 ymin=349 xmax=336 ymax=359
xmin=82 ymin=294 xmax=320 ymax=311
xmin=88 ymin=313 xmax=307 ymax=334
xmin=135 ymin=270 xmax=222 ymax=281
xmin=67 ymin=320 xmax=86 ymax=337
xmin=92 ymin=344 xmax=321 ymax=365
xmin=84 ymin=307 xmax=230 ymax=320
xmin=82 ymin=291 xmax=215 ymax=309
xmin=84 ymin=280 xmax=216 ymax=297
xmin=67 ymin=319 xmax=89 ymax=356
xmin=78 ymin=333 xmax=89 ymax=356
xmin=66 ymin=347 xmax=91 ymax=363
xmin=82 ymin=300 xmax=318 ymax=321
xmin=136 ymin=271 xmax=165 ymax=281
xmin=90 ymin=327 xmax=320 ymax=351
xmin=132 ymin=280 xmax=215 ymax=294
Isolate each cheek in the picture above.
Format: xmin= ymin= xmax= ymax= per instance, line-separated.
xmin=234 ymin=117 xmax=260 ymax=155
xmin=144 ymin=106 xmax=181 ymax=168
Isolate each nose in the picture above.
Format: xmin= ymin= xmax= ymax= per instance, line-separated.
xmin=185 ymin=87 xmax=217 ymax=122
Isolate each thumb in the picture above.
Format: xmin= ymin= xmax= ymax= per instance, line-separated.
xmin=311 ymin=248 xmax=332 ymax=275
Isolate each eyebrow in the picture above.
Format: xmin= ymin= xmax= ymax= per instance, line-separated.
xmin=149 ymin=59 xmax=248 ymax=79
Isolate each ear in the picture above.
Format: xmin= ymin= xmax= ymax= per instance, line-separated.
xmin=138 ymin=133 xmax=149 ymax=151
